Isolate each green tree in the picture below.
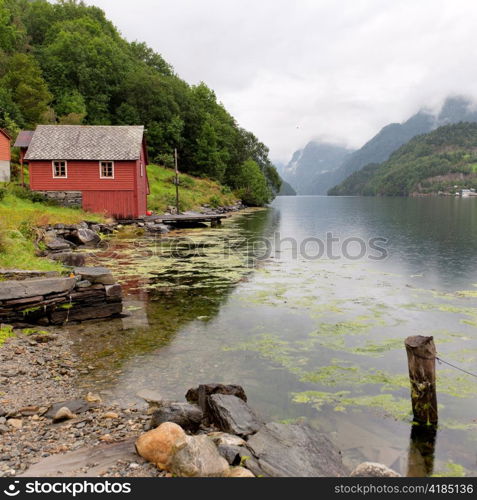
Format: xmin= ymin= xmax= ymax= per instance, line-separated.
xmin=1 ymin=53 xmax=51 ymax=127
xmin=234 ymin=160 xmax=271 ymax=206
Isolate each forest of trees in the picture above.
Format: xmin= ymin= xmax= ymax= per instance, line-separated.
xmin=0 ymin=0 xmax=280 ymax=205
xmin=328 ymin=122 xmax=477 ymax=196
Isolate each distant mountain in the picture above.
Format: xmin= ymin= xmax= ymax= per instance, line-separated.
xmin=283 ymin=96 xmax=477 ymax=196
xmin=282 ymin=141 xmax=354 ymax=194
xmin=329 ymin=122 xmax=477 ymax=196
xmin=278 ymin=180 xmax=296 ymax=196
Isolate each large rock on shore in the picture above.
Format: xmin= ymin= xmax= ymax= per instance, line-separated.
xmin=135 ymin=422 xmax=186 ymax=470
xmin=207 ymin=394 xmax=262 ymax=437
xmin=244 ymin=422 xmax=348 ymax=477
xmin=150 ymin=402 xmax=203 ymax=432
xmin=0 ymin=277 xmax=76 ymax=301
xmin=350 ymin=462 xmax=401 ymax=477
xmin=71 ymin=228 xmax=100 ymax=246
xmin=169 ymin=434 xmax=229 ymax=477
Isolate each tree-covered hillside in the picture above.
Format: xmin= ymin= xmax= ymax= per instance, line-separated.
xmin=329 ymin=122 xmax=477 ymax=196
xmin=0 ymin=0 xmax=280 ymax=205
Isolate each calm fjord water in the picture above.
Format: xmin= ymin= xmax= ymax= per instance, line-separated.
xmin=70 ymin=196 xmax=477 ymax=476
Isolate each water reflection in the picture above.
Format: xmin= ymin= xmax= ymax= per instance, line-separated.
xmin=407 ymin=424 xmax=437 ymax=477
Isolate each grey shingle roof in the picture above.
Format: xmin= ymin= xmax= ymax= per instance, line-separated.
xmin=24 ymin=125 xmax=144 ymax=161
xmin=14 ymin=130 xmax=34 ymax=148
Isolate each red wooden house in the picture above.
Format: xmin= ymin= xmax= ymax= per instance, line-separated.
xmin=0 ymin=128 xmax=11 ymax=182
xmin=16 ymin=125 xmax=149 ymax=219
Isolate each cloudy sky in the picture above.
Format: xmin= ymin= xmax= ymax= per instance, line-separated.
xmin=87 ymin=0 xmax=477 ymax=162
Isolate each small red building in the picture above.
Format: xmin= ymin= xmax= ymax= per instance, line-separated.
xmin=16 ymin=125 xmax=149 ymax=219
xmin=0 ymin=128 xmax=11 ymax=182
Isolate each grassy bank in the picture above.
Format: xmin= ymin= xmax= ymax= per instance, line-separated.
xmin=147 ymin=165 xmax=238 ymax=213
xmin=0 ymin=185 xmax=104 ymax=271
xmin=0 ymin=168 xmax=238 ymax=271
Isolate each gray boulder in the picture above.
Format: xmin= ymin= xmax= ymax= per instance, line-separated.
xmin=45 ymin=237 xmax=71 ymax=252
xmin=245 ymin=422 xmax=347 ymax=477
xmin=72 ymin=228 xmax=100 ymax=246
xmin=169 ymin=434 xmax=229 ymax=477
xmin=207 ymin=394 xmax=262 ymax=437
xmin=185 ymin=383 xmax=247 ymax=414
xmin=150 ymin=402 xmax=203 ymax=432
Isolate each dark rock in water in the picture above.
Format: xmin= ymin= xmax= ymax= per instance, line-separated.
xmin=45 ymin=400 xmax=92 ymax=419
xmin=207 ymin=394 xmax=262 ymax=437
xmin=217 ymin=444 xmax=243 ymax=466
xmin=49 ymin=252 xmax=86 ymax=267
xmin=245 ymin=422 xmax=347 ymax=477
xmin=49 ymin=302 xmax=122 ymax=324
xmin=185 ymin=383 xmax=247 ymax=415
xmin=145 ymin=223 xmax=170 ymax=233
xmin=150 ymin=402 xmax=203 ymax=432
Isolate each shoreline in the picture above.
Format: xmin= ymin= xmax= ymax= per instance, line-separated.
xmin=0 ymin=327 xmax=162 ymax=478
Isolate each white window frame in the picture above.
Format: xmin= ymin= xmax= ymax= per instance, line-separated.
xmin=99 ymin=161 xmax=115 ymax=179
xmin=52 ymin=160 xmax=67 ymax=179
xmin=140 ymin=161 xmax=144 ymax=177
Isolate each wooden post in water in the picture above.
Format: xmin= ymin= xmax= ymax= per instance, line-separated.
xmin=174 ymin=148 xmax=180 ymax=215
xmin=405 ymin=335 xmax=438 ymax=425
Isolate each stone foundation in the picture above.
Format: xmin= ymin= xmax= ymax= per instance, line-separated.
xmin=37 ymin=190 xmax=83 ymax=208
xmin=0 ymin=267 xmax=122 ymax=326
xmin=0 ymin=160 xmax=10 ymax=182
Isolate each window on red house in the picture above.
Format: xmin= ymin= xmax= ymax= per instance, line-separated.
xmin=100 ymin=161 xmax=114 ymax=178
xmin=53 ymin=161 xmax=67 ymax=178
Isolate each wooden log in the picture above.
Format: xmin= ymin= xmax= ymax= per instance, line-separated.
xmin=405 ymin=335 xmax=438 ymax=424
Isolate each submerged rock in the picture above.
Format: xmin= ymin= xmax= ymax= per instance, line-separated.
xmin=135 ymin=422 xmax=186 ymax=470
xmin=245 ymin=422 xmax=347 ymax=477
xmin=350 ymin=462 xmax=401 ymax=477
xmin=150 ymin=402 xmax=203 ymax=432
xmin=207 ymin=394 xmax=262 ymax=437
xmin=169 ymin=434 xmax=229 ymax=477
xmin=136 ymin=389 xmax=163 ymax=406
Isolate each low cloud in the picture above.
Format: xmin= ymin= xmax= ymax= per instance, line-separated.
xmin=87 ymin=0 xmax=477 ymax=162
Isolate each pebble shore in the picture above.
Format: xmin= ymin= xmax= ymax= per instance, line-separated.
xmin=0 ymin=329 xmax=163 ymax=477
